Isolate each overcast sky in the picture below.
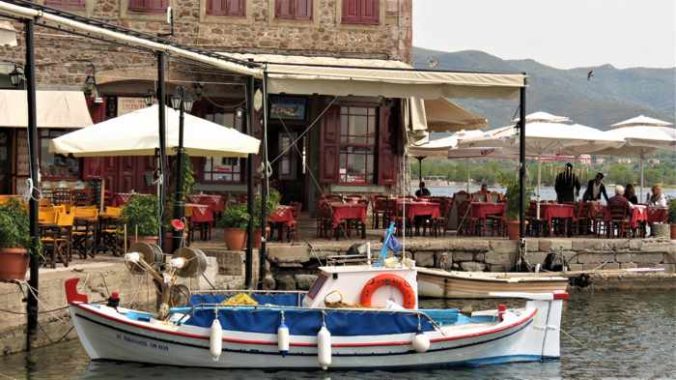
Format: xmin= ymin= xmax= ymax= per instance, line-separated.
xmin=413 ymin=0 xmax=676 ymax=69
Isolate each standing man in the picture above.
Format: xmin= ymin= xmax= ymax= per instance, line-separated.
xmin=554 ymin=163 xmax=581 ymax=203
xmin=415 ymin=181 xmax=431 ymax=197
xmin=582 ymin=172 xmax=609 ymax=202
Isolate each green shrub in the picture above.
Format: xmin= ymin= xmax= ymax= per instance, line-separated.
xmin=0 ymin=199 xmax=29 ymax=249
xmin=498 ymin=171 xmax=532 ymax=221
xmin=217 ymin=204 xmax=250 ymax=229
xmin=122 ymin=195 xmax=160 ymax=236
xmin=668 ymin=198 xmax=676 ymax=223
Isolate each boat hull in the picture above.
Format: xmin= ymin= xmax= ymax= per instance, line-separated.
xmin=417 ymin=268 xmax=569 ymax=299
xmin=70 ymin=301 xmax=560 ymax=370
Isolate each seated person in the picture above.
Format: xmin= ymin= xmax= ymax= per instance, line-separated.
xmin=607 ymin=185 xmax=632 ymax=211
xmin=624 ymin=184 xmax=638 ymax=204
xmin=415 ymin=181 xmax=431 ymax=197
xmin=582 ymin=172 xmax=609 ymax=202
xmin=472 ymin=183 xmax=491 ymax=202
xmin=648 ymin=184 xmax=667 ymax=207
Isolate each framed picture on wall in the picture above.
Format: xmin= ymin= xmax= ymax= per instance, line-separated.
xmin=270 ymin=96 xmax=307 ymax=121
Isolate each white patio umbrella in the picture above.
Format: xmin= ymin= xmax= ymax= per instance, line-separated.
xmin=458 ymin=112 xmax=624 ymax=216
xmin=50 ymin=104 xmax=260 ymax=157
xmin=596 ymin=115 xmax=676 ymax=200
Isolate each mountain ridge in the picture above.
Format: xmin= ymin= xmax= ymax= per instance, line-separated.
xmin=412 ymin=47 xmax=676 ymax=129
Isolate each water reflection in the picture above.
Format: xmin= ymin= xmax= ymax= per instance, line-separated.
xmin=1 ymin=290 xmax=674 ymax=380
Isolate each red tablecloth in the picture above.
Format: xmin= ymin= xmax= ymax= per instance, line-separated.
xmin=629 ymin=205 xmax=648 ymax=229
xmin=647 ymin=207 xmax=668 ymax=224
xmin=540 ymin=203 xmax=575 ymax=225
xmin=188 ymin=194 xmax=225 ymax=213
xmin=470 ymin=202 xmax=505 ymax=220
xmin=397 ymin=201 xmax=441 ymax=221
xmin=268 ymin=205 xmax=296 ymax=227
xmin=186 ymin=203 xmax=213 ymax=223
xmin=330 ymin=203 xmax=367 ymax=228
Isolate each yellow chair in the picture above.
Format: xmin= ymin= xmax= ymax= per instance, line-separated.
xmin=38 ymin=206 xmax=58 ymax=224
xmin=71 ymin=207 xmax=99 ymax=259
xmin=41 ymin=211 xmax=74 ymax=268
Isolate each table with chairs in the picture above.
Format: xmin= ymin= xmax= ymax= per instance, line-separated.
xmin=316 ymin=196 xmax=368 ymax=240
xmin=268 ymin=205 xmax=298 ymax=242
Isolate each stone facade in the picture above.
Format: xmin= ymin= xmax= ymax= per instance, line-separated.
xmin=0 ymin=0 xmax=412 ymax=89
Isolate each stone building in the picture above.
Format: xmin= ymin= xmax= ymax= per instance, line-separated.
xmin=0 ymin=0 xmax=414 ymax=209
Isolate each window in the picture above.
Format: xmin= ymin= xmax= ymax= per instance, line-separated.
xmin=275 ymin=0 xmax=312 ymax=20
xmin=44 ymin=0 xmax=86 ymax=8
xmin=128 ymin=0 xmax=168 ymax=13
xmin=15 ymin=130 xmax=80 ymax=180
xmin=201 ymin=112 xmax=243 ymax=182
xmin=206 ymin=0 xmax=245 ymax=16
xmin=342 ymin=0 xmax=379 ymax=25
xmin=338 ymin=107 xmax=376 ymax=184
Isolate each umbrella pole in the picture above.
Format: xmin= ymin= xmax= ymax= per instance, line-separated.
xmin=417 ymin=156 xmax=423 ymax=184
xmin=244 ymin=76 xmax=255 ymax=289
xmin=466 ymin=158 xmax=470 ymax=193
xmin=639 ymin=152 xmax=645 ymax=202
xmin=172 ymin=87 xmax=186 ymax=253
xmin=258 ymin=69 xmax=270 ymax=290
xmin=536 ymin=159 xmax=541 ymax=219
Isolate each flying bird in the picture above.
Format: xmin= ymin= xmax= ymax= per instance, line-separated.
xmin=587 ymin=70 xmax=594 ymax=81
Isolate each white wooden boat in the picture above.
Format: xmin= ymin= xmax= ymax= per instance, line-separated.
xmin=417 ymin=267 xmax=569 ymax=299
xmin=67 ymin=259 xmax=567 ymax=370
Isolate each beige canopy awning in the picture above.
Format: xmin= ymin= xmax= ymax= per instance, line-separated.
xmin=0 ymin=90 xmax=92 ymax=128
xmin=410 ymin=98 xmax=487 ymax=132
xmin=219 ymin=53 xmax=526 ymax=100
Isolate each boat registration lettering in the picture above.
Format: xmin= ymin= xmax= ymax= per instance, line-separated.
xmin=116 ymin=333 xmax=169 ymax=352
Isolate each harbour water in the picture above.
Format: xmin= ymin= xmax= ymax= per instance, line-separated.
xmin=1 ymin=290 xmax=674 ymax=379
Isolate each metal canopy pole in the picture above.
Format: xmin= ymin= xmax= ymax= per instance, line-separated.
xmin=172 ymin=87 xmax=186 ymax=252
xmin=244 ymin=75 xmax=255 ymax=289
xmin=416 ymin=156 xmax=424 ymax=183
xmin=258 ymin=69 xmax=270 ymax=289
xmin=518 ymin=78 xmax=527 ymax=238
xmin=24 ymin=18 xmax=39 ymax=351
xmin=157 ymin=52 xmax=167 ymax=247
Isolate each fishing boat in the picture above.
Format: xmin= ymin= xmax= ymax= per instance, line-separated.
xmin=417 ymin=267 xmax=569 ymax=299
xmin=66 ymin=244 xmax=568 ymax=370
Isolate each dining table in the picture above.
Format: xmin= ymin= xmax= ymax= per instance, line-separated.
xmin=268 ymin=205 xmax=297 ymax=242
xmin=328 ymin=202 xmax=367 ymax=239
xmin=470 ymin=202 xmax=505 ymax=220
xmin=540 ymin=203 xmax=576 ymax=236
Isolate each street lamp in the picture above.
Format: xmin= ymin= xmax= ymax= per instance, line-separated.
xmin=144 ymin=89 xmax=155 ymax=107
xmin=170 ymin=86 xmax=193 ymax=251
xmin=9 ymin=65 xmax=24 ymax=88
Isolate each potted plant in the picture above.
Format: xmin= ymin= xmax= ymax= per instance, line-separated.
xmin=252 ymin=189 xmax=281 ymax=248
xmin=669 ymin=198 xmax=676 ymax=239
xmin=0 ymin=199 xmax=30 ymax=281
xmin=122 ymin=195 xmax=161 ymax=245
xmin=499 ymin=172 xmax=531 ymax=240
xmin=217 ymin=204 xmax=250 ymax=250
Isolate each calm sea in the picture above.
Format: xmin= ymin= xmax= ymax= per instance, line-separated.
xmin=1 ymin=290 xmax=674 ymax=379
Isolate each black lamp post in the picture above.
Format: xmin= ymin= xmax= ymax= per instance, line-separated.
xmin=144 ymin=89 xmax=155 ymax=107
xmin=170 ymin=86 xmax=193 ymax=251
xmin=9 ymin=65 xmax=24 ymax=88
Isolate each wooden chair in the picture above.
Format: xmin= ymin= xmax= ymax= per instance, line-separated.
xmin=71 ymin=207 xmax=99 ymax=259
xmin=99 ymin=207 xmax=124 ymax=256
xmin=607 ymin=204 xmax=630 ymax=238
xmin=40 ymin=211 xmax=73 ymax=268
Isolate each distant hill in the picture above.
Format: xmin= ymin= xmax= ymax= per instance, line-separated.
xmin=413 ymin=47 xmax=676 ymax=130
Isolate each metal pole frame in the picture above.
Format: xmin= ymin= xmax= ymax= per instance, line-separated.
xmin=172 ymin=86 xmax=186 ymax=252
xmin=518 ymin=77 xmax=527 ymax=238
xmin=24 ymin=18 xmax=39 ymax=351
xmin=258 ymin=69 xmax=270 ymax=289
xmin=244 ymin=76 xmax=255 ymax=289
xmin=157 ymin=52 xmax=167 ymax=247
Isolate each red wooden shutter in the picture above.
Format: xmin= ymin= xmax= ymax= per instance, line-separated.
xmin=45 ymin=0 xmax=86 ymax=7
xmin=207 ymin=0 xmax=221 ymax=15
xmin=319 ymin=106 xmax=340 ymax=183
xmin=275 ymin=0 xmax=293 ymax=19
xmin=361 ymin=0 xmax=379 ymax=24
xmin=342 ymin=0 xmax=359 ymax=23
xmin=342 ymin=0 xmax=379 ymax=24
xmin=226 ymin=0 xmax=246 ymax=16
xmin=129 ymin=0 xmax=167 ymax=13
xmin=295 ymin=0 xmax=312 ymax=20
xmin=377 ymin=105 xmax=396 ymax=186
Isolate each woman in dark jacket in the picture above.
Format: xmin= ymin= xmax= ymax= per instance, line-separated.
xmin=624 ymin=183 xmax=638 ymax=204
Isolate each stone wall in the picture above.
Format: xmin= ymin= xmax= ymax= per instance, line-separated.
xmin=0 ymin=261 xmax=156 ymax=355
xmin=265 ymin=238 xmax=676 ymax=290
xmin=0 ymin=0 xmax=412 ymax=89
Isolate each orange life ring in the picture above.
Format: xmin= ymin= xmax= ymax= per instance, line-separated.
xmin=359 ymin=273 xmax=416 ymax=309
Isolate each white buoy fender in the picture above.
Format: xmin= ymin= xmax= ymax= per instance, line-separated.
xmin=210 ymin=318 xmax=223 ymax=361
xmin=412 ymin=333 xmax=430 ymax=353
xmin=317 ymin=325 xmax=332 ymax=370
xmin=278 ymin=321 xmax=290 ymax=357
